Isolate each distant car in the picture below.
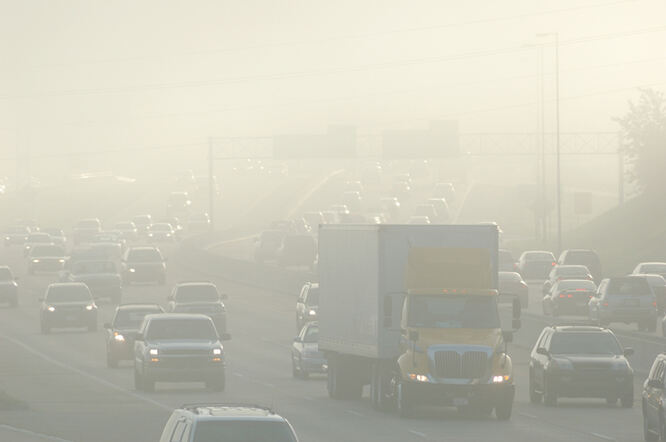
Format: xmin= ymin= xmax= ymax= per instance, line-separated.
xmin=413 ymin=204 xmax=438 ymax=223
xmin=41 ymin=228 xmax=67 ymax=246
xmin=498 ymin=249 xmax=519 ymax=272
xmin=433 ymin=182 xmax=456 ymax=203
xmin=121 ymin=246 xmax=167 ymax=285
xmin=63 ymin=260 xmax=122 ymax=304
xmin=426 ymin=198 xmax=451 ymax=223
xmin=643 ymin=354 xmax=666 ymax=440
xmin=392 ymin=180 xmax=411 ymax=198
xmin=23 ymin=232 xmax=52 ymax=256
xmin=254 ymin=230 xmax=286 ymax=263
xmin=408 ymin=215 xmax=430 ymax=225
xmin=321 ymin=211 xmax=340 ymax=224
xmin=292 ymin=321 xmax=326 ymax=379
xmin=132 ymin=214 xmax=153 ymax=236
xmin=159 ymin=404 xmax=299 ymax=442
xmin=302 ymin=212 xmax=325 ymax=232
xmin=296 ymin=282 xmax=319 ymax=330
xmin=542 ymin=279 xmax=597 ymax=316
xmin=167 ymin=191 xmax=192 ymax=216
xmin=588 ymin=276 xmax=658 ymax=331
xmin=529 ymin=325 xmax=634 ymax=407
xmin=27 ymin=244 xmax=66 ymax=274
xmin=133 ymin=313 xmax=228 ymax=392
xmin=39 ymin=283 xmax=98 ymax=334
xmin=633 ymin=262 xmax=666 ymax=280
xmin=167 ymin=282 xmax=228 ymax=334
xmin=498 ymin=271 xmax=528 ymax=308
xmin=277 ymin=235 xmax=317 ymax=268
xmin=160 ymin=217 xmax=184 ymax=239
xmin=104 ymin=303 xmax=164 ymax=368
xmin=187 ymin=213 xmax=211 ymax=233
xmin=542 ymin=265 xmax=593 ymax=294
xmin=114 ymin=221 xmax=139 ymax=241
xmin=633 ymin=274 xmax=666 ymax=316
xmin=380 ymin=197 xmax=401 ymax=221
xmin=3 ymin=225 xmax=31 ymax=246
xmin=147 ymin=223 xmax=177 ymax=243
xmin=73 ymin=218 xmax=102 ymax=245
xmin=558 ymin=249 xmax=602 ymax=283
xmin=342 ymin=191 xmax=363 ymax=213
xmin=91 ymin=231 xmax=126 ymax=249
xmin=518 ymin=251 xmax=557 ymax=280
xmin=329 ymin=204 xmax=350 ymax=217
xmin=0 ymin=266 xmax=18 ymax=307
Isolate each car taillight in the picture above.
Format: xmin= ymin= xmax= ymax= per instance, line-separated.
xmin=559 ymin=294 xmax=566 ymax=298
xmin=575 ymin=288 xmax=586 ymax=291
xmin=551 ymin=262 xmax=556 ymax=266
xmin=602 ymin=302 xmax=609 ymax=307
xmin=654 ymin=301 xmax=657 ymax=308
xmin=567 ymin=294 xmax=573 ymax=298
xmin=520 ymin=281 xmax=528 ymax=289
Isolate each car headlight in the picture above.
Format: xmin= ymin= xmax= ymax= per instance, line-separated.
xmin=32 ymin=259 xmax=40 ymax=263
xmin=5 ymin=236 xmax=10 ymax=240
xmin=492 ymin=375 xmax=511 ymax=383
xmin=408 ymin=373 xmax=430 ymax=382
xmin=47 ymin=305 xmax=56 ymax=312
xmin=128 ymin=268 xmax=136 ymax=273
xmin=114 ymin=333 xmax=125 ymax=342
xmin=58 ymin=259 xmax=65 ymax=263
xmin=308 ymin=309 xmax=317 ymax=316
xmin=213 ymin=348 xmax=223 ymax=355
xmin=85 ymin=304 xmax=95 ymax=311
xmin=149 ymin=348 xmax=159 ymax=356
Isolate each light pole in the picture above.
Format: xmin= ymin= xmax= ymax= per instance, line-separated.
xmin=537 ymin=32 xmax=561 ymax=253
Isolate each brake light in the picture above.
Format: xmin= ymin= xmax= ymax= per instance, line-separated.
xmin=654 ymin=301 xmax=657 ymax=308
xmin=575 ymin=288 xmax=586 ymax=291
xmin=559 ymin=294 xmax=566 ymax=298
xmin=567 ymin=294 xmax=573 ymax=298
xmin=602 ymin=302 xmax=609 ymax=307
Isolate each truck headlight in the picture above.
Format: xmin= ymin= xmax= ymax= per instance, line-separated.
xmin=308 ymin=309 xmax=317 ymax=316
xmin=149 ymin=348 xmax=159 ymax=356
xmin=492 ymin=375 xmax=510 ymax=383
xmin=32 ymin=259 xmax=40 ymax=263
xmin=85 ymin=304 xmax=95 ymax=311
xmin=114 ymin=333 xmax=125 ymax=342
xmin=128 ymin=268 xmax=136 ymax=273
xmin=213 ymin=348 xmax=222 ymax=355
xmin=408 ymin=373 xmax=429 ymax=382
xmin=47 ymin=306 xmax=56 ymax=312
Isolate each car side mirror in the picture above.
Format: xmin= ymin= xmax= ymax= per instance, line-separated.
xmin=221 ymin=333 xmax=232 ymax=341
xmin=536 ymin=347 xmax=550 ymax=357
xmin=623 ymin=347 xmax=635 ymax=357
xmin=648 ymin=379 xmax=663 ymax=389
xmin=542 ymin=283 xmax=551 ymax=295
xmin=409 ymin=330 xmax=419 ymax=341
xmin=293 ymin=336 xmax=301 ymax=343
xmin=103 ymin=322 xmax=111 ymax=329
xmin=134 ymin=335 xmax=144 ymax=342
xmin=220 ymin=293 xmax=228 ymax=300
xmin=512 ymin=298 xmax=522 ymax=319
xmin=502 ymin=330 xmax=513 ymax=343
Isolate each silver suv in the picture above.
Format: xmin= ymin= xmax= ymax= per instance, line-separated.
xmin=159 ymin=404 xmax=299 ymax=442
xmin=134 ymin=313 xmax=228 ymax=392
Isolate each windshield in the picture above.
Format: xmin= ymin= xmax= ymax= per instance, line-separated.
xmin=28 ymin=234 xmax=51 ymax=243
xmin=607 ymin=278 xmax=651 ymax=296
xmin=306 ymin=289 xmax=319 ymax=305
xmin=73 ymin=261 xmax=116 ymax=274
xmin=46 ymin=286 xmax=91 ymax=302
xmin=114 ymin=309 xmax=159 ymax=329
xmin=127 ymin=249 xmax=162 ymax=262
xmin=175 ymin=285 xmax=219 ymax=302
xmin=556 ymin=280 xmax=596 ymax=291
xmin=174 ymin=304 xmax=224 ymax=314
xmin=550 ymin=333 xmax=622 ymax=355
xmin=557 ymin=266 xmax=588 ymax=277
xmin=0 ymin=268 xmax=12 ymax=281
xmin=31 ymin=245 xmax=65 ymax=256
xmin=193 ymin=421 xmax=296 ymax=442
xmin=524 ymin=252 xmax=554 ymax=261
xmin=77 ymin=220 xmax=99 ymax=229
xmin=145 ymin=318 xmax=217 ymax=340
xmin=408 ymin=295 xmax=500 ymax=329
xmin=643 ymin=264 xmax=666 ymax=274
xmin=303 ymin=325 xmax=319 ymax=343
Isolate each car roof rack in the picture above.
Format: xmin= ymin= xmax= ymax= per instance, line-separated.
xmin=181 ymin=403 xmax=274 ymax=414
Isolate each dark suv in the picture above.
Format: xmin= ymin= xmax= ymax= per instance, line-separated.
xmin=529 ymin=325 xmax=634 ymax=407
xmin=159 ymin=404 xmax=298 ymax=442
xmin=104 ymin=303 xmax=164 ymax=368
xmin=134 ymin=313 xmax=229 ymax=392
xmin=39 ymin=283 xmax=98 ymax=334
xmin=643 ymin=354 xmax=666 ymax=440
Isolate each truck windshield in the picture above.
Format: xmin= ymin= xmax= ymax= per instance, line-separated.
xmin=408 ymin=295 xmax=500 ymax=328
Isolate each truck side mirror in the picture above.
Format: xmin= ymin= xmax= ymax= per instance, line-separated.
xmin=536 ymin=347 xmax=550 ymax=357
xmin=512 ymin=298 xmax=522 ymax=319
xmin=409 ymin=330 xmax=419 ymax=341
xmin=502 ymin=330 xmax=513 ymax=343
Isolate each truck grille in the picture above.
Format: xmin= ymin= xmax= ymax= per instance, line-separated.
xmin=433 ymin=350 xmax=488 ymax=379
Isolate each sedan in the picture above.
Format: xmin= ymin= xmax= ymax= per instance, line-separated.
xmin=292 ymin=322 xmax=326 ymax=379
xmin=542 ymin=279 xmax=596 ymax=316
xmin=104 ymin=303 xmax=164 ymax=368
xmin=39 ymin=283 xmax=98 ymax=334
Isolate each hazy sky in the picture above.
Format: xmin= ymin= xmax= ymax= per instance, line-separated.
xmin=1 ymin=0 xmax=665 ymax=174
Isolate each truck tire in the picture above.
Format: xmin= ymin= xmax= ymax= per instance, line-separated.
xmin=327 ymin=357 xmax=343 ymax=399
xmin=495 ymin=388 xmax=514 ymax=420
xmin=370 ymin=364 xmax=392 ymax=411
xmin=396 ymin=382 xmax=413 ymax=418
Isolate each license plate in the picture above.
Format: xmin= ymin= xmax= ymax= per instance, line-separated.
xmin=453 ymin=398 xmax=469 ymax=406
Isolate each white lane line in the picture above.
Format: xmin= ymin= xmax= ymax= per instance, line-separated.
xmin=518 ymin=412 xmax=538 ymax=419
xmin=345 ymin=409 xmax=365 ymax=417
xmin=1 ymin=334 xmax=172 ymax=411
xmin=408 ymin=430 xmax=428 ymax=439
xmin=203 ymin=234 xmax=256 ymax=251
xmin=590 ymin=433 xmax=615 ymax=441
xmin=0 ymin=423 xmax=75 ymax=442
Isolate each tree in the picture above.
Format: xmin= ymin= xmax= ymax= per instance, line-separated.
xmin=616 ymin=88 xmax=666 ymax=198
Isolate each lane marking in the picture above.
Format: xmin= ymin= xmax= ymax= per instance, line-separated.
xmin=345 ymin=409 xmax=365 ymax=417
xmin=590 ymin=433 xmax=615 ymax=441
xmin=408 ymin=430 xmax=428 ymax=439
xmin=518 ymin=412 xmax=538 ymax=419
xmin=0 ymin=333 xmax=172 ymax=412
xmin=0 ymin=424 xmax=75 ymax=442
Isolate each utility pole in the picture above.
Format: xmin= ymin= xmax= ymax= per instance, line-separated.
xmin=539 ymin=44 xmax=547 ymax=242
xmin=208 ymin=138 xmax=215 ymax=232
